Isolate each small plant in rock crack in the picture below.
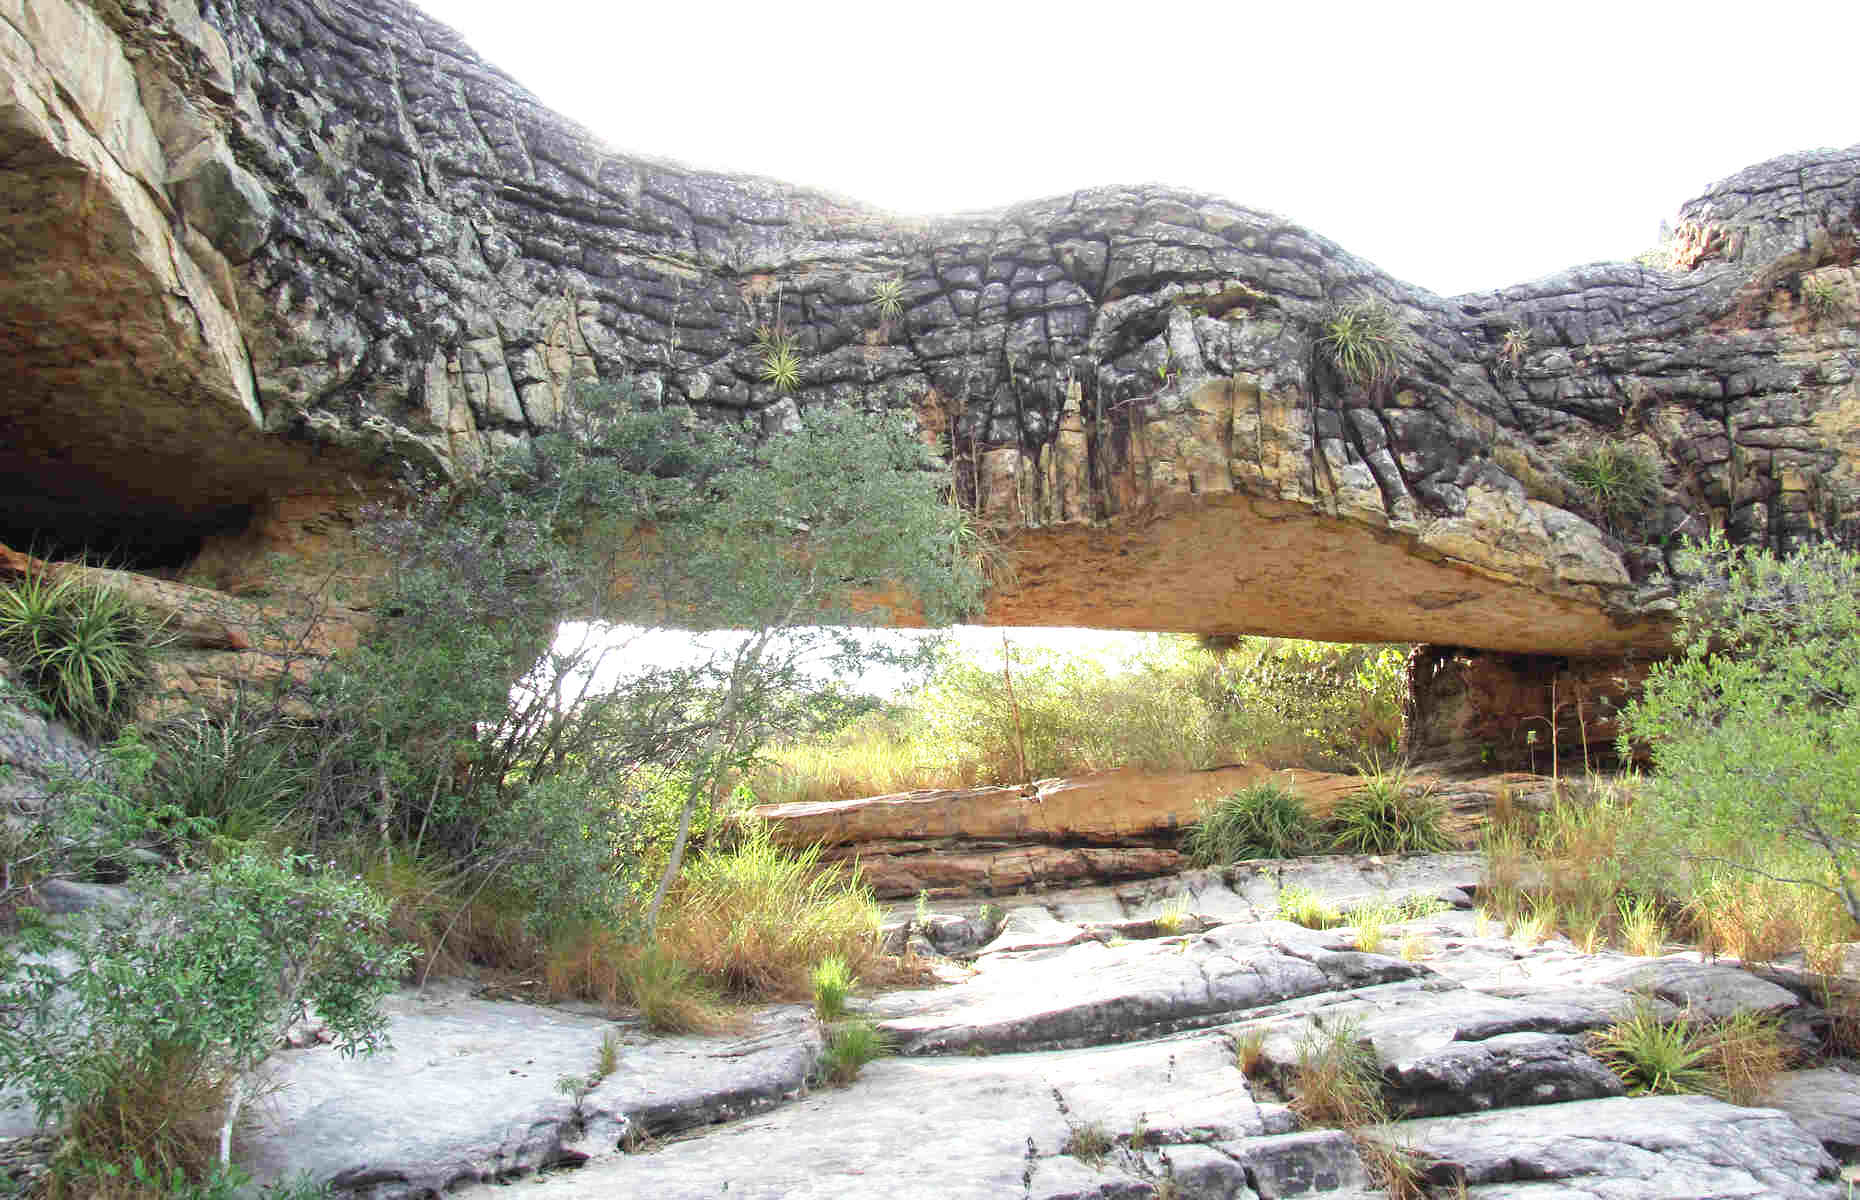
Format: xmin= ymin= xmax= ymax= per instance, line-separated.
xmin=1276 ymin=885 xmax=1344 ymax=930
xmin=1318 ymin=301 xmax=1410 ymax=389
xmin=1288 ymin=1018 xmax=1387 ymax=1128
xmin=1589 ymin=998 xmax=1718 ymax=1096
xmin=819 ymin=1020 xmax=891 ymax=1086
xmin=1802 ymin=275 xmax=1843 ymax=322
xmin=871 ymin=276 xmax=906 ymax=322
xmin=1231 ymin=1027 xmax=1270 ymax=1079
xmin=1059 ymin=1119 xmax=1114 ymax=1168
xmin=1498 ymin=325 xmax=1533 ymax=374
xmin=595 ymin=1030 xmax=621 ymax=1078
xmin=1153 ymin=895 xmax=1192 ymax=934
xmin=1561 ymin=439 xmax=1661 ymax=530
xmin=754 ymin=324 xmax=802 ymax=392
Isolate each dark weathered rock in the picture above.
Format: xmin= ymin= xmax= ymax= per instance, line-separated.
xmin=7 ymin=0 xmax=1860 ymax=682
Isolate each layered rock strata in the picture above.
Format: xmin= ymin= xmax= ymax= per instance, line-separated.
xmin=4 ymin=0 xmax=1859 ymax=686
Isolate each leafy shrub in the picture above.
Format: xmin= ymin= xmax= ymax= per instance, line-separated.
xmin=1318 ymin=302 xmax=1410 ymax=389
xmin=1561 ymin=440 xmax=1660 ymax=529
xmin=1622 ymin=535 xmax=1860 ymax=929
xmin=1328 ymin=769 xmax=1451 ymax=855
xmin=1185 ymin=783 xmax=1319 ymax=865
xmin=819 ymin=1020 xmax=890 ymax=1086
xmin=0 ymin=569 xmax=154 ymax=738
xmin=0 ymin=851 xmax=406 ymax=1180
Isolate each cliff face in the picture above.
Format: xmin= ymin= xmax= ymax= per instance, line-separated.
xmin=3 ymin=0 xmax=1858 ymax=665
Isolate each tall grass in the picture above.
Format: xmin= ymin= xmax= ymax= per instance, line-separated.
xmin=1186 ymin=783 xmax=1320 ymax=864
xmin=658 ymin=824 xmax=883 ymax=999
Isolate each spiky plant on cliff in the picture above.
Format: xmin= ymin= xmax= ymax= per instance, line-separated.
xmin=1319 ymin=302 xmax=1409 ymax=389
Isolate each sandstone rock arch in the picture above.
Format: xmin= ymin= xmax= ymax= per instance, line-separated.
xmin=4 ymin=0 xmax=1858 ymax=758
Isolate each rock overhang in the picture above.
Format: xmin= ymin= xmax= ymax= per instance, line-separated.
xmin=0 ymin=0 xmax=1855 ymax=658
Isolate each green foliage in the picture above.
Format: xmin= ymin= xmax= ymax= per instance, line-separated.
xmin=617 ymin=946 xmax=732 ymax=1034
xmin=1561 ymin=440 xmax=1661 ymax=529
xmin=871 ymin=277 xmax=906 ymax=321
xmin=811 ymin=955 xmax=854 ymax=1020
xmin=1589 ymin=999 xmax=1718 ymax=1096
xmin=1 ymin=851 xmax=406 ymax=1179
xmin=1802 ymin=275 xmax=1843 ymax=322
xmin=1328 ymin=768 xmax=1452 ymax=855
xmin=1289 ymin=1018 xmax=1386 ymax=1127
xmin=1318 ymin=302 xmax=1409 ymax=389
xmin=0 ymin=569 xmax=154 ymax=738
xmin=1620 ymin=535 xmax=1860 ymax=925
xmin=819 ymin=1019 xmax=890 ymax=1086
xmin=1210 ymin=639 xmax=1407 ymax=770
xmin=657 ymin=824 xmax=882 ymax=1000
xmin=1275 ymin=885 xmax=1344 ymax=930
xmin=1185 ymin=783 xmax=1320 ymax=865
xmin=139 ymin=707 xmax=310 ymax=848
xmin=754 ymin=326 xmax=802 ymax=392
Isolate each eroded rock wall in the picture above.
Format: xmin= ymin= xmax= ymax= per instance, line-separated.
xmin=3 ymin=0 xmax=1858 ymax=667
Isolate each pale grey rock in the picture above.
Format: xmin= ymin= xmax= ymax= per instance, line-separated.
xmin=1386 ymin=1094 xmax=1843 ymax=1198
xmin=868 ymin=923 xmax=1427 ymax=1055
xmin=1766 ymin=1068 xmax=1860 ymax=1162
xmin=1601 ymin=959 xmax=1802 ymax=1021
xmin=243 ymin=984 xmax=821 ymax=1197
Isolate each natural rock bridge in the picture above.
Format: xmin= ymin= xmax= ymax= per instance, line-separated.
xmin=3 ymin=0 xmax=1858 ymax=765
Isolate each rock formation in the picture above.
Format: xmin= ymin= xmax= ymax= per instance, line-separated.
xmin=3 ymin=0 xmax=1859 ymax=746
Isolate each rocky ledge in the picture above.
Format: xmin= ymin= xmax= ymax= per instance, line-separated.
xmin=224 ymin=855 xmax=1859 ymax=1199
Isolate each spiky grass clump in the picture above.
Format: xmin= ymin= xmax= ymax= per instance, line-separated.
xmin=1589 ymin=999 xmax=1718 ymax=1097
xmin=754 ymin=325 xmax=802 ymax=392
xmin=1060 ymin=1119 xmax=1113 ymax=1167
xmin=1153 ymin=894 xmax=1192 ymax=934
xmin=1276 ymin=885 xmax=1345 ymax=930
xmin=819 ymin=1020 xmax=891 ymax=1086
xmin=1705 ymin=1010 xmax=1789 ymax=1105
xmin=1329 ymin=770 xmax=1451 ymax=855
xmin=1561 ymin=440 xmax=1661 ymax=529
xmin=142 ymin=710 xmax=310 ymax=846
xmin=1231 ymin=1027 xmax=1269 ymax=1078
xmin=1289 ymin=1018 xmax=1387 ymax=1128
xmin=618 ymin=946 xmax=735 ymax=1035
xmin=1802 ymin=275 xmax=1842 ymax=322
xmin=871 ymin=277 xmax=906 ymax=321
xmin=0 ymin=569 xmax=154 ymax=738
xmin=1617 ymin=894 xmax=1667 ymax=958
xmin=811 ymin=955 xmax=855 ymax=1021
xmin=1349 ymin=901 xmax=1396 ymax=954
xmin=1185 ymin=783 xmax=1320 ymax=865
xmin=1319 ymin=302 xmax=1409 ymax=389
xmin=658 ymin=825 xmax=882 ymax=1000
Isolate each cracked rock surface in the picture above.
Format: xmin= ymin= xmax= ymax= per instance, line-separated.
xmin=269 ymin=859 xmax=1848 ymax=1200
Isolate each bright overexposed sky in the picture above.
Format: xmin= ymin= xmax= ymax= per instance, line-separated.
xmin=415 ymin=0 xmax=1856 ymax=296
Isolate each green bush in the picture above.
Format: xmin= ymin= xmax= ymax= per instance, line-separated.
xmin=0 ymin=569 xmax=154 ymax=738
xmin=1185 ymin=783 xmax=1320 ymax=865
xmin=1561 ymin=441 xmax=1661 ymax=530
xmin=1329 ymin=769 xmax=1452 ymax=855
xmin=0 ymin=851 xmax=407 ymax=1180
xmin=1620 ymin=534 xmax=1860 ymax=927
xmin=1211 ymin=639 xmax=1407 ymax=770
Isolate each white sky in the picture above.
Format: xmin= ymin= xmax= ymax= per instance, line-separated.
xmin=415 ymin=0 xmax=1857 ymax=295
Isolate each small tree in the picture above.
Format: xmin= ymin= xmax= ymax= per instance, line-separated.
xmin=1620 ymin=534 xmax=1860 ymax=922
xmin=635 ymin=404 xmax=984 ymax=930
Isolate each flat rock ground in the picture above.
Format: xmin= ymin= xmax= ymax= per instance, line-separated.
xmin=245 ymin=854 xmax=1860 ymax=1199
